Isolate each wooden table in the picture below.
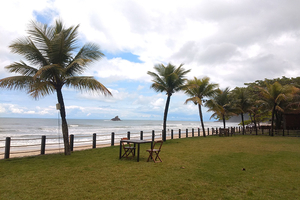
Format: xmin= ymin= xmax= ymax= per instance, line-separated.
xmin=119 ymin=139 xmax=153 ymax=162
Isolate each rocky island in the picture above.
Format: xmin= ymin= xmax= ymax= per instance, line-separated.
xmin=111 ymin=116 xmax=121 ymax=121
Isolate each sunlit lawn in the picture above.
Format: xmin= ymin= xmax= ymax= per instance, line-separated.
xmin=0 ymin=135 xmax=299 ymax=199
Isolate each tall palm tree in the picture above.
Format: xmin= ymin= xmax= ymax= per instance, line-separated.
xmin=257 ymin=81 xmax=298 ymax=136
xmin=205 ymin=87 xmax=234 ymax=128
xmin=147 ymin=63 xmax=191 ymax=141
xmin=230 ymin=87 xmax=252 ymax=135
xmin=0 ymin=20 xmax=112 ymax=155
xmin=184 ymin=76 xmax=219 ymax=137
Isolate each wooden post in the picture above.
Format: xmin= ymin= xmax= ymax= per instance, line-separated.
xmin=192 ymin=128 xmax=194 ymax=137
xmin=179 ymin=129 xmax=181 ymax=138
xmin=207 ymin=128 xmax=209 ymax=136
xmin=198 ymin=128 xmax=200 ymax=137
xmin=93 ymin=133 xmax=96 ymax=148
xmin=127 ymin=131 xmax=130 ymax=140
xmin=171 ymin=129 xmax=173 ymax=139
xmin=140 ymin=131 xmax=143 ymax=140
xmin=152 ymin=130 xmax=155 ymax=142
xmin=41 ymin=135 xmax=46 ymax=155
xmin=70 ymin=134 xmax=74 ymax=152
xmin=5 ymin=137 xmax=11 ymax=159
xmin=186 ymin=129 xmax=188 ymax=138
xmin=111 ymin=132 xmax=115 ymax=146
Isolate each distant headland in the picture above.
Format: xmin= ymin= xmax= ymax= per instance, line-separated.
xmin=111 ymin=116 xmax=121 ymax=121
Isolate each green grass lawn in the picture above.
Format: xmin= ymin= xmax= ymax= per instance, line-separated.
xmin=0 ymin=135 xmax=299 ymax=200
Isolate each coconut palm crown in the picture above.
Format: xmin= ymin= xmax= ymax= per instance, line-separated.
xmin=257 ymin=81 xmax=298 ymax=136
xmin=230 ymin=87 xmax=252 ymax=135
xmin=147 ymin=63 xmax=191 ymax=141
xmin=205 ymin=87 xmax=235 ymax=128
xmin=0 ymin=20 xmax=112 ymax=155
xmin=184 ymin=76 xmax=219 ymax=137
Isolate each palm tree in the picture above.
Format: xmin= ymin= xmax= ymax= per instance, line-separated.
xmin=248 ymin=100 xmax=271 ymax=135
xmin=184 ymin=76 xmax=219 ymax=137
xmin=230 ymin=87 xmax=252 ymax=135
xmin=0 ymin=20 xmax=112 ymax=155
xmin=257 ymin=81 xmax=298 ymax=136
xmin=147 ymin=63 xmax=191 ymax=141
xmin=205 ymin=87 xmax=235 ymax=129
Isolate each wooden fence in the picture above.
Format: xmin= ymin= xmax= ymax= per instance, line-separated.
xmin=2 ymin=126 xmax=299 ymax=159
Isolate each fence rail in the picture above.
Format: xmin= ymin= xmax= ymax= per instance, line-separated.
xmin=2 ymin=126 xmax=300 ymax=159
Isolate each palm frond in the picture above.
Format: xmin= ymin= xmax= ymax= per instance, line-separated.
xmin=9 ymin=37 xmax=48 ymax=67
xmin=65 ymin=43 xmax=104 ymax=76
xmin=5 ymin=61 xmax=38 ymax=76
xmin=33 ymin=64 xmax=62 ymax=81
xmin=27 ymin=20 xmax=53 ymax=50
xmin=0 ymin=76 xmax=35 ymax=90
xmin=184 ymin=97 xmax=200 ymax=105
xmin=29 ymin=80 xmax=55 ymax=99
xmin=65 ymin=76 xmax=112 ymax=96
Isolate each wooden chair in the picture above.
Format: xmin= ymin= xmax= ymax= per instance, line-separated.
xmin=121 ymin=138 xmax=136 ymax=158
xmin=146 ymin=140 xmax=163 ymax=163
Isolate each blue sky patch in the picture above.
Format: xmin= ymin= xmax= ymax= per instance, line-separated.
xmin=104 ymin=51 xmax=143 ymax=63
xmin=33 ymin=9 xmax=57 ymax=24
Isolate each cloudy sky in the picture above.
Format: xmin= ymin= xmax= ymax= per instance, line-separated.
xmin=1 ymin=0 xmax=300 ymax=121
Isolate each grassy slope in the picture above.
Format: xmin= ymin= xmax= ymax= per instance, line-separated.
xmin=0 ymin=135 xmax=299 ymax=200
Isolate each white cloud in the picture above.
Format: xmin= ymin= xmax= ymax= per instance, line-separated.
xmin=137 ymin=85 xmax=144 ymax=91
xmin=0 ymin=105 xmax=6 ymax=113
xmin=151 ymin=98 xmax=164 ymax=108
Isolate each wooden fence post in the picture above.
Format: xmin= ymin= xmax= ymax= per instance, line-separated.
xmin=171 ymin=129 xmax=173 ymax=139
xmin=152 ymin=130 xmax=155 ymax=142
xmin=127 ymin=131 xmax=130 ymax=140
xmin=70 ymin=134 xmax=74 ymax=151
xmin=5 ymin=137 xmax=11 ymax=159
xmin=179 ymin=129 xmax=181 ymax=138
xmin=93 ymin=133 xmax=96 ymax=148
xmin=207 ymin=128 xmax=209 ymax=136
xmin=186 ymin=129 xmax=188 ymax=138
xmin=41 ymin=135 xmax=46 ymax=155
xmin=192 ymin=128 xmax=194 ymax=137
xmin=198 ymin=128 xmax=200 ymax=137
xmin=140 ymin=131 xmax=143 ymax=140
xmin=111 ymin=132 xmax=115 ymax=146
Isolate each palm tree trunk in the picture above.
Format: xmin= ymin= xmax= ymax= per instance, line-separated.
xmin=222 ymin=114 xmax=226 ymax=129
xmin=271 ymin=105 xmax=276 ymax=136
xmin=198 ymin=104 xmax=206 ymax=137
xmin=251 ymin=113 xmax=258 ymax=135
xmin=163 ymin=94 xmax=171 ymax=142
xmin=241 ymin=113 xmax=245 ymax=135
xmin=254 ymin=118 xmax=258 ymax=135
xmin=56 ymin=88 xmax=71 ymax=155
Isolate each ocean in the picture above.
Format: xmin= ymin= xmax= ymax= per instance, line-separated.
xmin=0 ymin=118 xmax=240 ymax=154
